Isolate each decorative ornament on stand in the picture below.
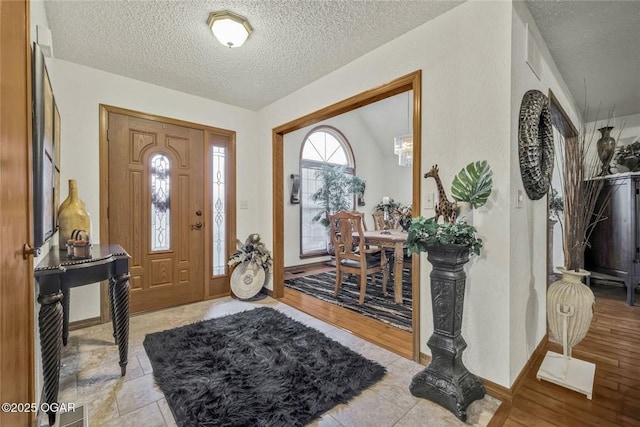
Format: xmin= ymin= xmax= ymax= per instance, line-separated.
xmin=228 ymin=234 xmax=272 ymax=300
xmin=536 ymin=106 xmax=611 ymax=400
xmin=424 ymin=165 xmax=458 ymax=224
xmin=518 ymin=90 xmax=554 ymax=200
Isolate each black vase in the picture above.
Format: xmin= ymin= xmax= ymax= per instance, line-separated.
xmin=409 ymin=244 xmax=485 ymax=421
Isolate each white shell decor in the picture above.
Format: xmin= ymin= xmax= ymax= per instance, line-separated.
xmin=547 ymin=268 xmax=594 ymax=353
xmin=230 ymin=261 xmax=265 ymax=300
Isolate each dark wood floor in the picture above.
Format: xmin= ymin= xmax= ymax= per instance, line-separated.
xmin=490 ymin=286 xmax=640 ymax=426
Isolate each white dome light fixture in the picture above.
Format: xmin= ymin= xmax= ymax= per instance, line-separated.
xmin=207 ymin=11 xmax=253 ymax=48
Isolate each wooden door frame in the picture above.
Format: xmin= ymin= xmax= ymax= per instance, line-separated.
xmin=272 ymin=71 xmax=422 ymax=361
xmin=0 ymin=0 xmax=35 ymax=424
xmin=98 ymin=105 xmax=236 ymax=321
xmin=547 ymin=90 xmax=578 ymax=288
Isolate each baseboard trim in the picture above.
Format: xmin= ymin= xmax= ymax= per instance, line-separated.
xmin=69 ymin=316 xmax=101 ymax=331
xmin=417 ymin=334 xmax=548 ymax=404
xmin=508 ymin=333 xmax=548 ymax=400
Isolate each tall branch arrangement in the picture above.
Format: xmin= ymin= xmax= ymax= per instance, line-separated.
xmin=555 ymin=120 xmax=613 ymax=271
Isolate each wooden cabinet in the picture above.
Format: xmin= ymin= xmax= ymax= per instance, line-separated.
xmin=584 ymin=173 xmax=640 ymax=305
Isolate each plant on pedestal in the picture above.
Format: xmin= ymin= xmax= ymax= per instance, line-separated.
xmin=406 ymin=214 xmax=485 ymax=420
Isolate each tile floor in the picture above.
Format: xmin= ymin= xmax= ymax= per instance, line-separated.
xmin=53 ymin=296 xmax=500 ymax=426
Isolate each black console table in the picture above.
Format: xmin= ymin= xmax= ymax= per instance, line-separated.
xmin=34 ymin=244 xmax=131 ymax=426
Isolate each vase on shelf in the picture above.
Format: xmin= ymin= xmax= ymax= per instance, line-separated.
xmin=58 ymin=179 xmax=91 ymax=249
xmin=596 ymin=126 xmax=616 ymax=176
xmin=409 ymin=244 xmax=485 ymax=421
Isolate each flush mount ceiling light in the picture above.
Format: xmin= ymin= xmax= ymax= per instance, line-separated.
xmin=207 ymin=11 xmax=253 ymax=48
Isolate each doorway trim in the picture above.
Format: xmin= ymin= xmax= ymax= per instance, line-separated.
xmin=271 ymin=71 xmax=422 ymax=361
xmin=98 ymin=105 xmax=237 ymax=321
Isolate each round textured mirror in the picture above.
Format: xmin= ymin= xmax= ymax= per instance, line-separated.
xmin=518 ymin=89 xmax=554 ymax=200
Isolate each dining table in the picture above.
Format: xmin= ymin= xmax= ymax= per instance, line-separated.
xmin=356 ymin=229 xmax=409 ymax=304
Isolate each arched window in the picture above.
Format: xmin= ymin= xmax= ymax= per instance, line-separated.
xmin=299 ymin=126 xmax=355 ymax=256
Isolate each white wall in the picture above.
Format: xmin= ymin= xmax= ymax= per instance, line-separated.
xmin=259 ymin=0 xmax=516 ymax=387
xmin=509 ymin=1 xmax=582 ymax=383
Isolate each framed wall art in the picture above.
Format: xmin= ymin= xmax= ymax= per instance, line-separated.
xmin=32 ymin=43 xmax=58 ymax=249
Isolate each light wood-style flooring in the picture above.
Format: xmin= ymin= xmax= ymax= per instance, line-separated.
xmin=489 ymin=288 xmax=640 ymax=426
xmin=281 ymin=287 xmax=413 ymax=360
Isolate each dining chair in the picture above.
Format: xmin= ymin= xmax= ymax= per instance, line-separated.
xmin=329 ymin=210 xmax=388 ymax=304
xmin=351 ymin=210 xmax=368 ymax=231
xmin=372 ymin=210 xmax=401 ymax=231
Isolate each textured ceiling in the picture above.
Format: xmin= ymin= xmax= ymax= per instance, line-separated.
xmin=44 ymin=1 xmax=640 ymax=119
xmin=525 ymin=0 xmax=640 ymax=121
xmin=44 ymin=0 xmax=463 ymax=111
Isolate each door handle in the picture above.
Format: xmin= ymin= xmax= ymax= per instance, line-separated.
xmin=191 ymin=222 xmax=203 ymax=230
xmin=23 ymin=243 xmax=41 ymax=259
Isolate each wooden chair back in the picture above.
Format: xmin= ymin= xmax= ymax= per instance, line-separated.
xmin=329 ymin=211 xmax=366 ymax=261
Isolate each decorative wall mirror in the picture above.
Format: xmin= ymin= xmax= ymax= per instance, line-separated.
xmin=271 ymin=71 xmax=422 ymax=360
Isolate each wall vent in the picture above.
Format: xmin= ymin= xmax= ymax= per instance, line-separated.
xmin=52 ymin=405 xmax=88 ymax=427
xmin=526 ymin=23 xmax=542 ymax=80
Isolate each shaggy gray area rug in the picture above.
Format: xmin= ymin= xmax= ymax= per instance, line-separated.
xmin=143 ymin=307 xmax=386 ymax=427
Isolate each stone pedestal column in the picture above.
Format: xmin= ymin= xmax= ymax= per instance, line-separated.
xmin=410 ymin=244 xmax=485 ymax=421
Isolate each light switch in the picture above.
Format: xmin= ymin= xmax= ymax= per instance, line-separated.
xmin=239 ymin=200 xmax=249 ymax=210
xmin=425 ymin=192 xmax=434 ymax=209
xmin=516 ymin=189 xmax=524 ymax=208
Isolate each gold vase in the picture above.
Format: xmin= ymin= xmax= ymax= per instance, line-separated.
xmin=58 ymin=179 xmax=91 ymax=249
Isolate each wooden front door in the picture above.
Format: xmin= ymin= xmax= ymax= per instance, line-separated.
xmin=108 ymin=113 xmax=205 ymax=313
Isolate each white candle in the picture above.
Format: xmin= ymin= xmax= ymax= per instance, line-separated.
xmin=383 ymin=196 xmax=390 ymax=205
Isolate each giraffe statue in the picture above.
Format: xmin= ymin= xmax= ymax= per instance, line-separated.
xmin=424 ymin=164 xmax=458 ymax=224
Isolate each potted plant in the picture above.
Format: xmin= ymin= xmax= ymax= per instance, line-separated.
xmin=310 ymin=165 xmax=364 ymax=253
xmin=406 ymin=215 xmax=485 ymax=421
xmin=450 ymin=160 xmax=493 ymax=224
xmin=310 ymin=165 xmax=365 ymax=227
xmin=548 ymin=188 xmax=564 ymax=222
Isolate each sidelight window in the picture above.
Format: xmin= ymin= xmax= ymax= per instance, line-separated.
xmin=212 ymin=145 xmax=227 ymax=275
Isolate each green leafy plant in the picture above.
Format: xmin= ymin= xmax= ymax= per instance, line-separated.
xmin=406 ymin=216 xmax=483 ymax=256
xmin=548 ymin=188 xmax=564 ymax=221
xmin=373 ymin=198 xmax=406 ymax=212
xmin=451 ymin=161 xmax=493 ymax=209
xmin=310 ymin=165 xmax=365 ymax=227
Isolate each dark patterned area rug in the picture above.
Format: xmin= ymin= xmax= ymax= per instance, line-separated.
xmin=284 ymin=268 xmax=412 ymax=332
xmin=143 ymin=307 xmax=386 ymax=427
